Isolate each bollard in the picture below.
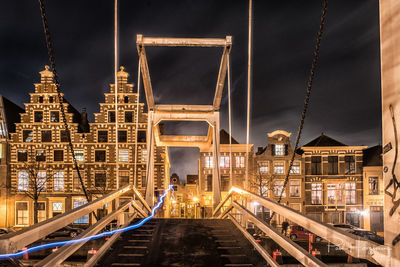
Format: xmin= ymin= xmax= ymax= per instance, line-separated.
xmin=272 ymin=249 xmax=283 ymax=264
xmin=52 ymin=246 xmax=58 ymax=253
xmin=312 ymin=248 xmax=321 ymax=259
xmin=22 ymin=247 xmax=28 ymax=260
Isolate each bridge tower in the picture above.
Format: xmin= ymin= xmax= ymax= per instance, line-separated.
xmin=136 ymin=35 xmax=232 ymax=210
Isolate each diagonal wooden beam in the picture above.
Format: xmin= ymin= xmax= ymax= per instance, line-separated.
xmin=213 ymin=39 xmax=231 ymax=110
xmin=137 ymin=35 xmax=155 ymax=110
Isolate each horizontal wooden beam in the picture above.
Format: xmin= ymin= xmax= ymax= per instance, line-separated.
xmin=137 ymin=35 xmax=232 ymax=48
xmin=155 ymin=104 xmax=214 ymax=113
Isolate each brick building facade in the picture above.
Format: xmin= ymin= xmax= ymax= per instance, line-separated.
xmin=6 ymin=66 xmax=169 ymax=227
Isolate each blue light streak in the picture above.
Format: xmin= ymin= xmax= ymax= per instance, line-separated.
xmin=0 ymin=184 xmax=174 ymax=259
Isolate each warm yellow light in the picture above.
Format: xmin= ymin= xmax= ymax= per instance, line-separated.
xmin=193 ymin=197 xmax=199 ymax=202
xmin=229 ymin=186 xmax=246 ymax=194
xmin=172 ymin=200 xmax=177 ymax=204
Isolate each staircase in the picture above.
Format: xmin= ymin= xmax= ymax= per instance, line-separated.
xmin=96 ymin=219 xmax=266 ymax=267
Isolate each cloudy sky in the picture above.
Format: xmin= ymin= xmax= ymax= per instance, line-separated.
xmin=0 ymin=0 xmax=381 ymax=181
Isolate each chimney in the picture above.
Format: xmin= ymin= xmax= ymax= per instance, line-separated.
xmin=79 ymin=107 xmax=90 ymax=133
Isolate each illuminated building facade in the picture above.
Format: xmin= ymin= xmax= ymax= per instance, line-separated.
xmin=253 ymin=130 xmax=304 ymax=225
xmin=6 ymin=66 xmax=169 ymax=228
xmin=198 ymin=130 xmax=252 ymax=217
xmin=301 ymin=133 xmax=366 ymax=227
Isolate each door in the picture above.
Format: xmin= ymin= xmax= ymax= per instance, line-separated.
xmin=370 ymin=206 xmax=384 ymax=232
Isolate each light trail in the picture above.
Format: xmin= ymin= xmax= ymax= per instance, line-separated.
xmin=0 ymin=184 xmax=174 ymax=259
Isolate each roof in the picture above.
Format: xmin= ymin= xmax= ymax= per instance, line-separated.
xmin=302 ymin=133 xmax=346 ymax=147
xmin=220 ymin=129 xmax=239 ymax=144
xmin=0 ymin=95 xmax=24 ymax=136
xmin=363 ymin=145 xmax=382 ymax=166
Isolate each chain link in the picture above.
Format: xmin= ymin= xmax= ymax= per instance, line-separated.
xmin=270 ymin=0 xmax=328 ymax=221
xmin=38 ymin=0 xmax=92 ymax=206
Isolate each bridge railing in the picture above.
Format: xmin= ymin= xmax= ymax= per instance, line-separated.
xmin=214 ymin=187 xmax=390 ymax=266
xmin=0 ymin=184 xmax=150 ymax=255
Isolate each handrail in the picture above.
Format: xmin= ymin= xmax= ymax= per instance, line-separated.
xmin=0 ymin=184 xmax=147 ymax=254
xmin=212 ymin=190 xmax=234 ymax=217
xmin=35 ymin=200 xmax=138 ymax=267
xmin=231 ymin=201 xmax=327 ymax=267
xmin=228 ymin=213 xmax=280 ymax=267
xmin=132 ymin=186 xmax=152 ymax=213
xmin=218 ymin=187 xmax=389 ymax=266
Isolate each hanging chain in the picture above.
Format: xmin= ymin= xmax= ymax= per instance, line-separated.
xmin=38 ymin=0 xmax=92 ymax=205
xmin=270 ymin=0 xmax=328 ymax=221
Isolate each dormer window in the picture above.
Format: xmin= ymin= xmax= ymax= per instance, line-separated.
xmin=274 ymin=144 xmax=285 ymax=156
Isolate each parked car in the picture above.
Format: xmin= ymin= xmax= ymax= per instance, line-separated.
xmin=332 ymin=224 xmax=359 ymax=232
xmin=349 ymin=229 xmax=384 ymax=245
xmin=289 ymin=225 xmax=322 ymax=242
xmin=46 ymin=226 xmax=84 ymax=239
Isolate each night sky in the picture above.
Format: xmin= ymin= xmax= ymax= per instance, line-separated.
xmin=0 ymin=1 xmax=382 ymax=181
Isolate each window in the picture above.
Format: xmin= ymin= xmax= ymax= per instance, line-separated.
xmin=274 ymin=162 xmax=284 ymax=174
xmin=259 ymin=162 xmax=269 ymax=174
xmin=54 ymin=150 xmax=64 ymax=161
xmin=50 ymin=111 xmax=59 ymax=122
xmin=141 ymin=171 xmax=147 ymax=188
xmin=311 ymin=183 xmax=322 ymax=204
xmin=327 ymin=183 xmax=345 ymax=205
xmin=95 ymin=150 xmax=106 ymax=162
xmin=206 ymin=175 xmax=212 ymax=192
xmin=119 ymin=150 xmax=129 ymax=162
xmin=273 ymin=180 xmax=285 ymax=197
xmin=235 ymin=156 xmax=245 ymax=168
xmin=95 ymin=172 xmax=106 ymax=187
xmin=36 ymin=150 xmax=46 ymax=161
xmin=311 ymin=156 xmax=321 ymax=175
xmin=137 ymin=130 xmax=146 ymax=142
xmin=221 ymin=176 xmax=230 ymax=191
xmin=18 ymin=171 xmax=29 ymax=191
xmin=108 ymin=111 xmax=115 ymax=122
xmin=41 ymin=130 xmax=52 ymax=142
xmin=34 ymin=111 xmax=43 ymax=122
xmin=17 ymin=150 xmax=28 ymax=162
xmin=60 ymin=130 xmax=69 ymax=142
xmin=16 ymin=202 xmax=29 ymax=225
xmin=38 ymin=96 xmax=43 ymax=103
xmin=345 ymin=156 xmax=355 ymax=174
xmin=141 ymin=150 xmax=147 ymax=163
xmin=98 ymin=130 xmax=108 ymax=142
xmin=346 ymin=182 xmax=356 ymax=204
xmin=124 ymin=96 xmax=129 ymax=103
xmin=49 ymin=96 xmax=54 ymax=103
xmin=53 ymin=171 xmax=64 ymax=191
xmin=125 ymin=111 xmax=133 ymax=122
xmin=205 ymin=156 xmax=213 ymax=168
xmin=118 ymin=130 xmax=127 ymax=142
xmin=23 ymin=130 xmax=33 ymax=142
xmin=73 ymin=199 xmax=88 ymax=224
xmin=327 ymin=184 xmax=336 ymax=204
xmin=290 ymin=161 xmax=300 ymax=174
xmin=37 ymin=171 xmax=47 ymax=192
xmin=119 ymin=171 xmax=129 ymax=186
xmin=274 ymin=144 xmax=285 ymax=156
xmin=369 ymin=177 xmax=379 ymax=195
xmin=37 ymin=202 xmax=46 ymax=222
xmin=52 ymin=202 xmax=63 ymax=217
xmin=220 ymin=156 xmax=230 ymax=168
xmin=74 ymin=150 xmax=84 ymax=161
xmin=289 ymin=180 xmax=300 ymax=197
xmin=73 ymin=171 xmax=83 ymax=192
xmin=328 ymin=156 xmax=338 ymax=175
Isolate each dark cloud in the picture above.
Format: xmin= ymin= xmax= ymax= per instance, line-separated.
xmin=0 ymin=0 xmax=381 ymax=180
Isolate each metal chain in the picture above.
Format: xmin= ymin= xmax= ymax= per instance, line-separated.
xmin=270 ymin=0 xmax=328 ymax=221
xmin=38 ymin=0 xmax=92 ymax=205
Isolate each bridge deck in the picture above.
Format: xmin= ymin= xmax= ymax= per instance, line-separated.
xmin=96 ymin=219 xmax=265 ymax=267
